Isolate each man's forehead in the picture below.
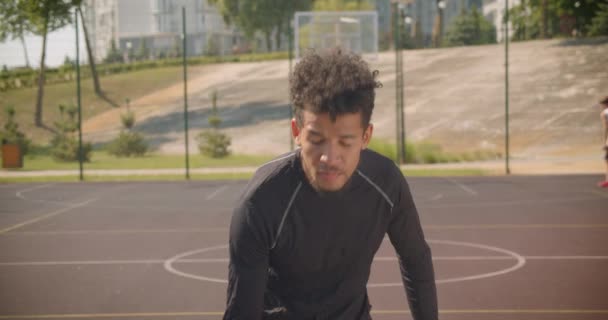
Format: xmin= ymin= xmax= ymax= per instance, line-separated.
xmin=303 ymin=119 xmax=364 ymax=140
xmin=301 ymin=109 xmax=362 ymax=123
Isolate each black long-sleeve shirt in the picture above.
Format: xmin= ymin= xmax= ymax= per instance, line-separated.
xmin=224 ymin=149 xmax=437 ymax=320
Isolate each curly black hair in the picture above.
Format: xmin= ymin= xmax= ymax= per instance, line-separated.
xmin=290 ymin=48 xmax=381 ymax=127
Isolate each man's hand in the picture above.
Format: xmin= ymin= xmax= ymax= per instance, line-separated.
xmin=262 ymin=307 xmax=288 ymax=320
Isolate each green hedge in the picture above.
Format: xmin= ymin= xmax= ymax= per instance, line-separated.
xmin=0 ymin=51 xmax=289 ymax=92
xmin=367 ymin=138 xmax=502 ymax=164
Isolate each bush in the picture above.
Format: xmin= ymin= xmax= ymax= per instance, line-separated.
xmin=367 ymin=138 xmax=498 ymax=164
xmin=0 ymin=51 xmax=289 ymax=92
xmin=50 ymin=134 xmax=92 ymax=162
xmin=50 ymin=104 xmax=92 ymax=162
xmin=108 ymin=108 xmax=148 ymax=157
xmin=197 ymin=131 xmax=231 ymax=158
xmin=196 ymin=89 xmax=231 ymax=158
xmin=367 ymin=138 xmax=397 ymax=162
xmin=121 ymin=110 xmax=135 ymax=130
xmin=107 ymin=131 xmax=148 ymax=157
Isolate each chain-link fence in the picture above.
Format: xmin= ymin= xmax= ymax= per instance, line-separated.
xmin=2 ymin=2 xmax=607 ymax=179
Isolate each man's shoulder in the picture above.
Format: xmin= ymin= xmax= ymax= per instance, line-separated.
xmin=240 ymin=151 xmax=300 ymax=204
xmin=359 ymin=148 xmax=401 ymax=177
xmin=357 ymin=149 xmax=404 ymax=198
xmin=233 ymin=151 xmax=301 ymax=232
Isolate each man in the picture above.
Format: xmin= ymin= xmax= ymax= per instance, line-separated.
xmin=598 ymin=96 xmax=608 ymax=188
xmin=224 ymin=49 xmax=438 ymax=320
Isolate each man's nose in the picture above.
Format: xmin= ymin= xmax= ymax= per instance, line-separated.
xmin=320 ymin=144 xmax=341 ymax=166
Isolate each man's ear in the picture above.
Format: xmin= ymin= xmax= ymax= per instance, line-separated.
xmin=291 ymin=118 xmax=301 ymax=146
xmin=362 ymin=124 xmax=373 ymax=149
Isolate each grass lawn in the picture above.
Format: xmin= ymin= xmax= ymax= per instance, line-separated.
xmin=0 ymin=172 xmax=254 ymax=183
xmin=17 ymin=151 xmax=273 ymax=171
xmin=0 ymin=168 xmax=489 ymax=183
xmin=0 ymin=65 xmax=198 ymax=144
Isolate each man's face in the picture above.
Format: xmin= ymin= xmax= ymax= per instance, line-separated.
xmin=292 ymin=109 xmax=373 ymax=192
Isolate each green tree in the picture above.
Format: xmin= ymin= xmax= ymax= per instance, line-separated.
xmin=312 ymin=0 xmax=373 ymax=11
xmin=444 ymin=6 xmax=496 ymax=46
xmin=18 ymin=0 xmax=73 ymax=127
xmin=0 ymin=0 xmax=32 ymax=67
xmin=135 ymin=37 xmax=149 ymax=60
xmin=50 ymin=104 xmax=92 ymax=162
xmin=588 ymin=2 xmax=608 ymax=36
xmin=551 ymin=0 xmax=604 ymax=35
xmin=508 ymin=0 xmax=608 ymax=39
xmin=197 ymin=90 xmax=231 ymax=158
xmin=205 ymin=33 xmax=221 ymax=56
xmin=107 ymin=109 xmax=148 ymax=158
xmin=103 ymin=40 xmax=123 ymax=63
xmin=74 ymin=0 xmax=102 ymax=96
xmin=209 ymin=0 xmax=312 ymax=52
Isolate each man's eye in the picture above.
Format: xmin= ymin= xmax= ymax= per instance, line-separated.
xmin=311 ymin=139 xmax=324 ymax=145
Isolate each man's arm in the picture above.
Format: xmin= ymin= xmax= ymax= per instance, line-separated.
xmin=387 ymin=174 xmax=438 ymax=320
xmin=223 ymin=201 xmax=270 ymax=320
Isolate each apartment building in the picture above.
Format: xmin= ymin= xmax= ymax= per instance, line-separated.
xmin=83 ymin=0 xmax=244 ymax=62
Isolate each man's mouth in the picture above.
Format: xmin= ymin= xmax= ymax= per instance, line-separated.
xmin=318 ymin=170 xmax=341 ymax=181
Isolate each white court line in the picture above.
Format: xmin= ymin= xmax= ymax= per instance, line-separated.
xmin=425 ymin=223 xmax=608 ymax=229
xmin=9 ymin=254 xmax=607 ymax=267
xmin=8 ymin=228 xmax=229 ymax=236
xmin=0 ymin=256 xmax=501 ymax=266
xmin=205 ymin=185 xmax=228 ymax=201
xmin=526 ymin=255 xmax=608 ymax=260
xmin=1 ymin=309 xmax=607 ymax=319
xmin=444 ymin=178 xmax=477 ymax=196
xmin=1 ymin=309 xmax=608 ymax=319
xmin=420 ymin=196 xmax=597 ymax=209
xmin=589 ymin=189 xmax=608 ymax=198
xmin=7 ymin=223 xmax=608 ymax=236
xmin=15 ymin=184 xmax=53 ymax=200
xmin=370 ymin=239 xmax=527 ymax=287
xmin=15 ymin=183 xmax=89 ymax=207
xmin=0 ymin=198 xmax=97 ymax=235
xmin=429 ymin=193 xmax=443 ymax=201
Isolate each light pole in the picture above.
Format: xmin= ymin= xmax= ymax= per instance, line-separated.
xmin=504 ymin=0 xmax=511 ymax=175
xmin=182 ymin=7 xmax=190 ymax=180
xmin=392 ymin=1 xmax=407 ymax=164
xmin=75 ymin=9 xmax=84 ymax=181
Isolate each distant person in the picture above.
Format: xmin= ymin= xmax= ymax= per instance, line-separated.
xmin=223 ymin=49 xmax=438 ymax=320
xmin=598 ymin=96 xmax=608 ymax=188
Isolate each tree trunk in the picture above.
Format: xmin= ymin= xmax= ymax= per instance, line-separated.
xmin=265 ymin=31 xmax=272 ymax=52
xmin=275 ymin=21 xmax=283 ymax=51
xmin=35 ymin=15 xmax=49 ymax=127
xmin=19 ymin=35 xmax=31 ymax=68
xmin=521 ymin=0 xmax=527 ymax=40
xmin=540 ymin=0 xmax=548 ymax=38
xmin=78 ymin=6 xmax=102 ymax=96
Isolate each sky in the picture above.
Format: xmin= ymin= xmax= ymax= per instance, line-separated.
xmin=0 ymin=24 xmax=86 ymax=69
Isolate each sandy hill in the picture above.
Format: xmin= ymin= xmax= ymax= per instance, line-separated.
xmin=83 ymin=37 xmax=608 ymax=160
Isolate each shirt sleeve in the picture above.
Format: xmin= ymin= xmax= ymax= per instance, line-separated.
xmin=223 ymin=201 xmax=270 ymax=320
xmin=387 ymin=173 xmax=438 ymax=320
